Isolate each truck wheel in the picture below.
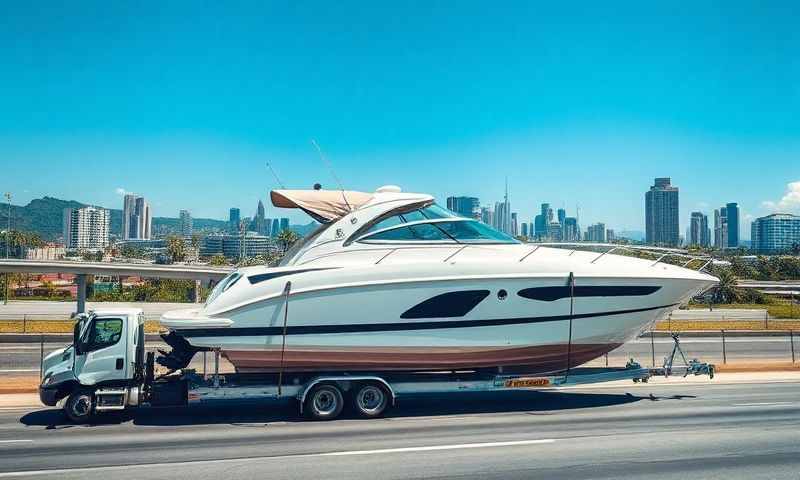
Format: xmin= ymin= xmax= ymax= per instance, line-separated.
xmin=353 ymin=383 xmax=390 ymax=418
xmin=64 ymin=390 xmax=94 ymax=424
xmin=305 ymin=384 xmax=344 ymax=420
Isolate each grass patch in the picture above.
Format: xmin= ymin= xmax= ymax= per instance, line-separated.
xmin=687 ymin=303 xmax=800 ymax=319
xmin=655 ymin=319 xmax=800 ymax=331
xmin=0 ymin=320 xmax=163 ymax=334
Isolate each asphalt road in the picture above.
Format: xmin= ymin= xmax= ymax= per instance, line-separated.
xmin=0 ymin=378 xmax=798 ymax=479
xmin=2 ymin=335 xmax=797 ymax=375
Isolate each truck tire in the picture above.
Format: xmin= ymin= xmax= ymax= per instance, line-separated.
xmin=64 ymin=390 xmax=94 ymax=424
xmin=353 ymin=382 xmax=390 ymax=418
xmin=305 ymin=384 xmax=344 ymax=421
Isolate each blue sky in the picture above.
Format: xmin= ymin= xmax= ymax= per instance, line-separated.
xmin=1 ymin=1 xmax=799 ymax=237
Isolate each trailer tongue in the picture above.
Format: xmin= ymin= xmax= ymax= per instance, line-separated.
xmin=39 ymin=309 xmax=714 ymax=424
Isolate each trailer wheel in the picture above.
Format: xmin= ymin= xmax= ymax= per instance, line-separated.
xmin=305 ymin=384 xmax=344 ymax=420
xmin=353 ymin=383 xmax=390 ymax=418
xmin=64 ymin=390 xmax=94 ymax=424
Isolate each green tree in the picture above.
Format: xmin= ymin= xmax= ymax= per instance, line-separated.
xmin=208 ymin=254 xmax=229 ymax=266
xmin=712 ymin=268 xmax=740 ymax=304
xmin=166 ymin=235 xmax=186 ymax=262
xmin=276 ymin=229 xmax=300 ymax=253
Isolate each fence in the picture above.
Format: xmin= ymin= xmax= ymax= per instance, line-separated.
xmin=0 ymin=330 xmax=797 ymax=384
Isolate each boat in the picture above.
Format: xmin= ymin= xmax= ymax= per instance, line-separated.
xmin=159 ymin=185 xmax=717 ymax=375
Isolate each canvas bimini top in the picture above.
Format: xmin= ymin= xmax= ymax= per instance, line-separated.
xmin=270 ymin=189 xmax=375 ymax=223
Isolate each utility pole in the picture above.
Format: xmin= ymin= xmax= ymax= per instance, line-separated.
xmin=4 ymin=192 xmax=11 ymax=305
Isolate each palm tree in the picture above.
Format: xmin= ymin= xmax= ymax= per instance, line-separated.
xmin=166 ymin=235 xmax=186 ymax=263
xmin=713 ymin=268 xmax=740 ymax=304
xmin=276 ymin=229 xmax=300 ymax=253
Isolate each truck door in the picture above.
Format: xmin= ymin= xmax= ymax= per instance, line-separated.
xmin=75 ymin=316 xmax=128 ymax=385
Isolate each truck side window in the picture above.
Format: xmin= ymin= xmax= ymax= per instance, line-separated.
xmin=87 ymin=318 xmax=123 ymax=352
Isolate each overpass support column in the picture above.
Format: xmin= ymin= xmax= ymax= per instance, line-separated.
xmin=192 ymin=279 xmax=202 ymax=303
xmin=76 ymin=274 xmax=87 ymax=314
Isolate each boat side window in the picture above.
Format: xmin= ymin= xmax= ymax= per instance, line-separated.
xmin=434 ymin=220 xmax=519 ymax=244
xmin=361 ymin=223 xmax=451 ymax=242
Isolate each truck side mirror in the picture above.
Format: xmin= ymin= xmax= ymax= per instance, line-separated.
xmin=73 ymin=322 xmax=82 ymax=355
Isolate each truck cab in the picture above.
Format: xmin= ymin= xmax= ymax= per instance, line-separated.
xmin=39 ymin=309 xmax=146 ymax=422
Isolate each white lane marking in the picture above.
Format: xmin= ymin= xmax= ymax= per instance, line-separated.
xmin=732 ymin=402 xmax=794 ymax=407
xmin=0 ymin=440 xmax=33 ymax=444
xmin=0 ymin=369 xmax=39 ymax=373
xmin=318 ymin=439 xmax=555 ymax=456
xmin=0 ymin=438 xmax=556 ymax=477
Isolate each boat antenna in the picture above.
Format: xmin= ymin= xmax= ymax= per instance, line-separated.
xmin=265 ymin=160 xmax=285 ymax=189
xmin=310 ymin=139 xmax=352 ymax=211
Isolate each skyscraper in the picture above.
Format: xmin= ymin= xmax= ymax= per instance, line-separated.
xmin=123 ymin=194 xmax=151 ymax=240
xmin=511 ymin=212 xmax=518 ymax=237
xmin=272 ymin=218 xmax=279 ymax=236
xmin=179 ymin=210 xmax=193 ymax=237
xmin=480 ymin=207 xmax=494 ymax=226
xmin=689 ymin=212 xmax=710 ymax=247
xmin=645 ymin=177 xmax=679 ymax=246
xmin=557 ymin=208 xmax=566 ymax=226
xmin=446 ymin=196 xmax=480 ymax=219
xmin=534 ymin=203 xmax=553 ymax=239
xmin=725 ymin=202 xmax=740 ymax=248
xmin=251 ymin=200 xmax=267 ymax=235
xmin=63 ymin=206 xmax=110 ymax=251
xmin=521 ymin=223 xmax=528 ymax=237
xmin=563 ymin=217 xmax=579 ymax=241
xmin=586 ymin=222 xmax=606 ymax=242
xmin=229 ymin=208 xmax=241 ymax=234
xmin=279 ymin=218 xmax=290 ymax=233
xmin=714 ymin=207 xmax=727 ymax=248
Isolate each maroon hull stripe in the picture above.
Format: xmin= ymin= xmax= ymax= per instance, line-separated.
xmin=223 ymin=343 xmax=621 ymax=374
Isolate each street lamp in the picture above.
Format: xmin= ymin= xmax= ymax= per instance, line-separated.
xmin=4 ymin=192 xmax=10 ymax=305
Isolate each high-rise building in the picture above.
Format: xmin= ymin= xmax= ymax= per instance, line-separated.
xmin=534 ymin=203 xmax=553 ymax=239
xmin=557 ymin=208 xmax=566 ymax=225
xmin=645 ymin=177 xmax=679 ymax=246
xmin=725 ymin=202 xmax=740 ymax=248
xmin=521 ymin=223 xmax=528 ymax=238
xmin=714 ymin=207 xmax=727 ymax=248
xmin=510 ymin=212 xmax=518 ymax=237
xmin=229 ymin=208 xmax=241 ymax=234
xmin=586 ymin=222 xmax=606 ymax=243
xmin=446 ymin=196 xmax=480 ymax=219
xmin=271 ymin=218 xmax=279 ymax=236
xmin=63 ymin=206 xmax=110 ymax=251
xmin=751 ymin=213 xmax=800 ymax=253
xmin=563 ymin=217 xmax=579 ymax=242
xmin=480 ymin=207 xmax=494 ymax=226
xmin=179 ymin=210 xmax=193 ymax=237
xmin=123 ymin=194 xmax=152 ymax=240
xmin=250 ymin=200 xmax=267 ymax=235
xmin=606 ymin=229 xmax=615 ymax=243
xmin=689 ymin=212 xmax=710 ymax=247
xmin=279 ymin=218 xmax=290 ymax=233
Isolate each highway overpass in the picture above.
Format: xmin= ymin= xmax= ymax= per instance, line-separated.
xmin=0 ymin=259 xmax=233 ymax=313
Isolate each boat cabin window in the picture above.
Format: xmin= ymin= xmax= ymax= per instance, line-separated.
xmin=362 ymin=222 xmax=451 ymax=242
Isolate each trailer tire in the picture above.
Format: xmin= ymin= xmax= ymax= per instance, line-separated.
xmin=305 ymin=384 xmax=344 ymax=421
xmin=64 ymin=389 xmax=94 ymax=424
xmin=353 ymin=382 xmax=390 ymax=418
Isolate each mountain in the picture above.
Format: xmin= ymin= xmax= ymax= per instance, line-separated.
xmin=1 ymin=196 xmax=314 ymax=241
xmin=1 ymin=197 xmax=227 ymax=241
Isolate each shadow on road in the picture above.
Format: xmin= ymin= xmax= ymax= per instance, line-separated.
xmin=15 ymin=389 xmax=692 ymax=428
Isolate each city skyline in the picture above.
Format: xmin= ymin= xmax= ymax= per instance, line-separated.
xmin=2 ymin=3 xmax=800 ymax=236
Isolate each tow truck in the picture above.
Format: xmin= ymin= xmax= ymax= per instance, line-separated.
xmin=39 ymin=308 xmax=714 ymax=423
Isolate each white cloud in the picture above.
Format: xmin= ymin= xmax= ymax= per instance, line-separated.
xmin=762 ymin=181 xmax=800 ymax=213
xmin=115 ymin=187 xmax=129 ymax=196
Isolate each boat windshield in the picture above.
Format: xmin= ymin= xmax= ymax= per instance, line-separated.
xmin=205 ymin=272 xmax=242 ymax=307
